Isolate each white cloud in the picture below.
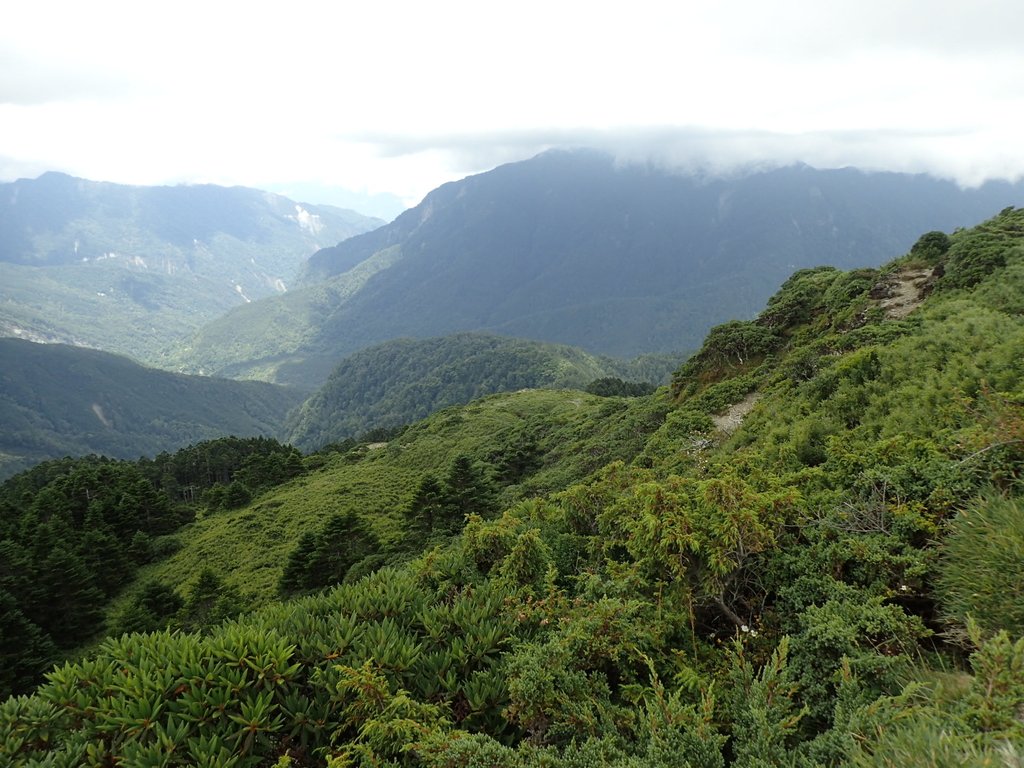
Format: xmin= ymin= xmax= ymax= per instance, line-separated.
xmin=2 ymin=0 xmax=1023 ymax=206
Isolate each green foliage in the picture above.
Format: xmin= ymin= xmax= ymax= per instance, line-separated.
xmin=836 ymin=627 xmax=1024 ymax=767
xmin=908 ymin=230 xmax=952 ymax=264
xmin=129 ymin=530 xmax=156 ymax=564
xmin=110 ymin=579 xmax=184 ymax=636
xmin=671 ymin=264 xmax=886 ymax=399
xmin=145 ymin=389 xmax=668 ymax=606
xmin=139 ymin=435 xmax=305 ymax=503
xmin=723 ymin=637 xmax=806 ymax=768
xmin=964 ymin=625 xmax=1024 ymax=738
xmin=4 ymin=627 xmax=307 ymax=766
xmin=178 ymin=568 xmax=245 ymax=631
xmin=937 ymin=207 xmax=1024 ymax=290
xmin=611 ymin=472 xmax=797 ymax=617
xmin=503 ymin=596 xmax=656 ymax=746
xmin=279 ymin=512 xmax=378 ymax=595
xmin=584 ymin=378 xmax=657 ymax=398
xmin=787 ymin=590 xmax=929 ymax=725
xmin=5 ymin=210 xmax=1024 ymax=766
xmin=444 ymin=456 xmax=498 ymax=523
xmin=405 ymin=475 xmax=448 ymax=541
xmin=758 ymin=267 xmax=842 ymax=332
xmin=323 ymin=662 xmax=448 ymax=766
xmin=402 ymin=456 xmax=498 ymax=543
xmin=821 ymin=267 xmax=878 ymax=320
xmin=937 ymin=494 xmax=1024 ymax=637
xmin=0 ymin=438 xmax=305 ymax=697
xmin=672 ymin=321 xmax=777 ymax=394
xmin=0 ymin=590 xmax=56 ymax=698
xmin=279 ymin=532 xmax=319 ymax=596
xmin=203 ymin=480 xmax=253 ymax=512
xmin=636 ymin=662 xmax=726 ymax=768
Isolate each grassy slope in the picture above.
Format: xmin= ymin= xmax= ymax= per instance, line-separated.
xmin=138 ymin=210 xmax=1024 ymax=612
xmin=139 ymin=388 xmax=669 ymax=604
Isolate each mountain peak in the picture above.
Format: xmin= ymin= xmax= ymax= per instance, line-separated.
xmin=181 ymin=153 xmax=1024 ymax=389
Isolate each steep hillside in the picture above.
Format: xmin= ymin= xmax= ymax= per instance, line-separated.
xmin=0 ymin=339 xmax=304 ymax=478
xmin=0 ymin=388 xmax=670 ymax=695
xmin=142 ymin=388 xmax=670 ymax=603
xmin=0 ymin=172 xmax=382 ymax=362
xmin=176 ymin=151 xmax=1024 ymax=387
xmin=285 ymin=332 xmax=677 ymax=449
xmin=3 ymin=209 xmax=1024 ymax=766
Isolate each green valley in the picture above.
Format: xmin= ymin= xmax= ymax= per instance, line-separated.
xmin=141 ymin=387 xmax=669 ymax=604
xmin=0 ymin=172 xmax=382 ymax=363
xmin=0 ymin=339 xmax=304 ymax=479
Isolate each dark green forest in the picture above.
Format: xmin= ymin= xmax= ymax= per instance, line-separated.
xmin=2 ymin=209 xmax=1023 ymax=766
xmin=0 ymin=437 xmax=305 ymax=692
xmin=285 ymin=333 xmax=670 ymax=450
xmin=0 ymin=333 xmax=665 ymax=479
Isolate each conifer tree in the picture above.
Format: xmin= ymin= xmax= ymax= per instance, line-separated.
xmin=442 ymin=455 xmax=496 ymax=531
xmin=405 ymin=475 xmax=446 ymax=540
xmin=33 ymin=544 xmax=104 ymax=645
xmin=0 ymin=589 xmax=56 ymax=698
xmin=305 ymin=512 xmax=377 ymax=589
xmin=279 ymin=531 xmax=318 ymax=595
xmin=179 ymin=568 xmax=241 ymax=630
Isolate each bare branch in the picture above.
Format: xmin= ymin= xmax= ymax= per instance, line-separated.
xmin=956 ymin=439 xmax=1024 ymax=466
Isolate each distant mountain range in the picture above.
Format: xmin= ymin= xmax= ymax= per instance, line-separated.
xmin=174 ymin=151 xmax=1024 ymax=389
xmin=0 ymin=338 xmax=304 ymax=480
xmin=5 ymin=153 xmax=1024 ymax=479
xmin=0 ymin=172 xmax=382 ymax=363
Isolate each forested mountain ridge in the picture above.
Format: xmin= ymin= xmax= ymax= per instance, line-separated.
xmin=176 ymin=151 xmax=1024 ymax=388
xmin=0 ymin=339 xmax=304 ymax=479
xmin=0 ymin=172 xmax=382 ymax=363
xmin=284 ymin=332 xmax=676 ymax=450
xmin=3 ymin=209 xmax=1024 ymax=766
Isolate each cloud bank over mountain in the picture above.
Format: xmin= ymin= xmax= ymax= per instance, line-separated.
xmin=1 ymin=1 xmax=1022 ymax=206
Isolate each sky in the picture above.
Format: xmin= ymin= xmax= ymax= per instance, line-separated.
xmin=2 ymin=0 xmax=1023 ymax=219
